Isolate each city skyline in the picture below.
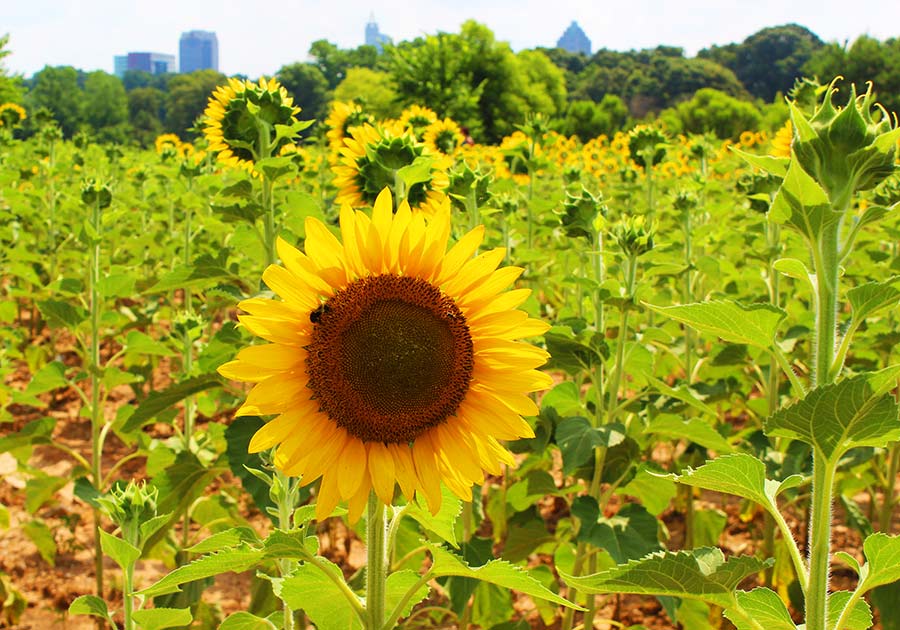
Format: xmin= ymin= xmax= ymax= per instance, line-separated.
xmin=5 ymin=0 xmax=899 ymax=79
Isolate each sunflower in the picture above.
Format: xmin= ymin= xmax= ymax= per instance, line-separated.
xmin=155 ymin=133 xmax=182 ymax=155
xmin=325 ymin=101 xmax=376 ymax=153
xmin=203 ymin=77 xmax=301 ymax=173
xmin=0 ymin=103 xmax=27 ymax=128
xmin=399 ymin=105 xmax=438 ymax=139
xmin=219 ymin=189 xmax=551 ymax=521
xmin=771 ymin=120 xmax=792 ymax=158
xmin=332 ymin=123 xmax=450 ymax=215
xmin=424 ymin=118 xmax=465 ymax=156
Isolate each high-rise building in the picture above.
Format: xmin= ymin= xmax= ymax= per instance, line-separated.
xmin=180 ymin=30 xmax=219 ymax=73
xmin=365 ymin=14 xmax=392 ymax=52
xmin=557 ymin=21 xmax=591 ymax=56
xmin=113 ymin=52 xmax=176 ymax=78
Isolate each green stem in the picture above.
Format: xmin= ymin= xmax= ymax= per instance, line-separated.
xmin=806 ymin=455 xmax=836 ymax=630
xmin=366 ymin=493 xmax=388 ymax=630
xmin=89 ymin=194 xmax=104 ymax=603
xmin=560 ymin=541 xmax=588 ymax=630
xmin=276 ymin=469 xmax=297 ymax=630
xmin=123 ymin=561 xmax=135 ymax=630
xmin=773 ymin=347 xmax=807 ymax=397
xmin=879 ymin=443 xmax=900 ymax=531
xmin=770 ymin=504 xmax=809 ymax=595
xmin=262 ymin=177 xmax=277 ymax=267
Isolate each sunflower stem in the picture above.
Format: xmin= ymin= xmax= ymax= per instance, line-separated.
xmin=88 ymin=191 xmax=105 ymax=611
xmin=366 ymin=493 xmax=388 ymax=630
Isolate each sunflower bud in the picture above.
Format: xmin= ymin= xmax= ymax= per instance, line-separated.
xmin=97 ymin=481 xmax=158 ymax=548
xmin=447 ymin=162 xmax=492 ymax=213
xmin=559 ymin=186 xmax=607 ymax=242
xmin=80 ymin=179 xmax=112 ymax=209
xmin=628 ymin=125 xmax=668 ymax=169
xmin=613 ymin=215 xmax=657 ymax=258
xmin=673 ymin=189 xmax=699 ymax=214
xmin=790 ymin=79 xmax=899 ymax=209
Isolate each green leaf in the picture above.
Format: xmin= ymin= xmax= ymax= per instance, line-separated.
xmin=428 ymin=543 xmax=580 ymax=608
xmin=124 ymin=330 xmax=175 ymax=357
xmin=100 ymin=530 xmax=140 ymax=570
xmin=186 ymin=527 xmax=261 ymax=554
xmin=25 ymin=475 xmax=67 ymax=513
xmin=644 ymin=415 xmax=732 ymax=453
xmin=36 ymin=299 xmax=87 ymax=329
xmin=69 ymin=595 xmax=117 ymax=626
xmin=732 ymin=147 xmax=789 ymax=177
xmin=726 ymin=587 xmax=794 ymax=630
xmin=671 ymin=453 xmax=804 ymax=522
xmin=770 ymin=155 xmax=840 ymax=241
xmin=848 ymin=277 xmax=900 ymax=324
xmin=544 ymin=330 xmax=604 ymax=374
xmin=765 ymin=366 xmax=900 ymax=461
xmin=571 ymin=498 xmax=662 ymax=564
xmin=505 ymin=470 xmax=561 ymax=513
xmin=645 ymin=300 xmax=786 ymax=350
xmin=773 ymin=257 xmax=812 ymax=282
xmin=225 ymin=417 xmax=276 ymax=522
xmin=132 ymin=608 xmax=193 ymax=630
xmin=692 ymin=509 xmax=728 ymax=548
xmin=871 ymin=582 xmax=900 ymax=630
xmin=0 ymin=416 xmax=55 ymax=451
xmin=218 ymin=612 xmax=278 ymax=630
xmin=123 ymin=375 xmax=222 ymax=432
xmin=99 ymin=273 xmax=136 ymax=298
xmin=829 ymin=590 xmax=872 ymax=630
xmin=275 ymin=559 xmax=362 ymax=630
xmin=646 ymin=375 xmax=717 ymax=417
xmin=139 ymin=546 xmax=265 ymax=596
xmin=23 ymin=519 xmax=57 ymax=566
xmin=555 ymin=418 xmax=626 ymax=475
xmin=856 ymin=533 xmax=900 ymax=594
xmin=255 ymin=156 xmax=297 ymax=182
xmin=561 ymin=547 xmax=771 ymax=608
xmin=617 ymin=464 xmax=677 ymax=515
xmin=397 ymin=157 xmax=435 ymax=187
xmin=25 ymin=361 xmax=68 ymax=395
xmin=405 ymin=485 xmax=463 ymax=547
xmin=386 ymin=569 xmax=430 ymax=622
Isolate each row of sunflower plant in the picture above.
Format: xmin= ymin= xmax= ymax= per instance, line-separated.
xmin=0 ymin=73 xmax=899 ymax=630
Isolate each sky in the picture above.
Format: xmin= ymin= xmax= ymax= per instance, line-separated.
xmin=4 ymin=0 xmax=899 ymax=79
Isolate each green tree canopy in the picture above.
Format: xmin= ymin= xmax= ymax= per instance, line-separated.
xmin=82 ymin=71 xmax=129 ymax=142
xmin=164 ymin=69 xmax=226 ymax=138
xmin=663 ymin=87 xmax=762 ymax=139
xmin=276 ymin=62 xmax=331 ymax=122
xmin=699 ymin=24 xmax=824 ymax=102
xmin=333 ymin=67 xmax=400 ymax=119
xmin=128 ymin=86 xmax=166 ymax=146
xmin=308 ymin=40 xmax=381 ymax=89
xmin=557 ymin=95 xmax=629 ymax=141
xmin=26 ymin=65 xmax=83 ymax=136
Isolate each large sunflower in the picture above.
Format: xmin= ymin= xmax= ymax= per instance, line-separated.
xmin=219 ymin=189 xmax=551 ymax=521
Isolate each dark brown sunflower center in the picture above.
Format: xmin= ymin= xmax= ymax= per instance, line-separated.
xmin=306 ymin=275 xmax=474 ymax=444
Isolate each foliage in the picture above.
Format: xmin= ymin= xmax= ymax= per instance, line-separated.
xmin=333 ymin=67 xmax=400 ymax=119
xmin=665 ymin=88 xmax=763 ymax=139
xmin=275 ymin=62 xmax=331 ymax=122
xmin=165 ymin=69 xmax=227 ymax=138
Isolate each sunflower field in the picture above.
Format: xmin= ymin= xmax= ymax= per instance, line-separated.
xmin=1 ymin=73 xmax=900 ymax=630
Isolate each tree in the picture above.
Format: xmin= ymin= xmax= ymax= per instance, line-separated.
xmin=122 ymin=70 xmax=169 ymax=92
xmin=128 ymin=87 xmax=166 ymax=146
xmin=333 ymin=67 xmax=400 ymax=119
xmin=516 ymin=50 xmax=567 ymax=118
xmin=0 ymin=34 xmax=24 ymax=104
xmin=165 ymin=69 xmax=226 ymax=138
xmin=82 ymin=71 xmax=129 ymax=142
xmin=276 ymin=62 xmax=331 ymax=122
xmin=700 ymin=24 xmax=824 ymax=102
xmin=308 ymin=40 xmax=380 ymax=89
xmin=26 ymin=65 xmax=83 ymax=137
xmin=666 ymin=88 xmax=762 ymax=139
xmin=558 ymin=95 xmax=629 ymax=141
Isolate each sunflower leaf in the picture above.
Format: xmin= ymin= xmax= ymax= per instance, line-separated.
xmin=644 ymin=300 xmax=786 ymax=350
xmin=725 ymin=587 xmax=794 ymax=630
xmin=69 ymin=595 xmax=117 ymax=628
xmin=131 ymin=608 xmax=193 ymax=630
xmin=856 ymin=533 xmax=900 ymax=595
xmin=406 ymin=485 xmax=463 ymax=548
xmin=273 ymin=559 xmax=363 ymax=630
xmin=829 ymin=591 xmax=873 ymax=630
xmin=137 ymin=546 xmax=266 ymax=596
xmin=428 ymin=543 xmax=581 ymax=609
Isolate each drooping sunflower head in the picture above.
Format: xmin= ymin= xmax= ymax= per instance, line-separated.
xmin=219 ymin=189 xmax=551 ymax=521
xmin=424 ymin=118 xmax=466 ymax=156
xmin=203 ymin=77 xmax=301 ymax=173
xmin=332 ymin=123 xmax=450 ymax=215
xmin=399 ymin=104 xmax=438 ymax=140
xmin=325 ymin=101 xmax=376 ymax=153
xmin=0 ymin=103 xmax=27 ymax=128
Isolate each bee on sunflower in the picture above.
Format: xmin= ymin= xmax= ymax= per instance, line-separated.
xmin=219 ymin=188 xmax=551 ymax=521
xmin=332 ymin=123 xmax=451 ymax=215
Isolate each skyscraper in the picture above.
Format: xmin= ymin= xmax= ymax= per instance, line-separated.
xmin=113 ymin=52 xmax=176 ymax=78
xmin=180 ymin=31 xmax=219 ymax=73
xmin=557 ymin=21 xmax=591 ymax=56
xmin=365 ymin=14 xmax=392 ymax=52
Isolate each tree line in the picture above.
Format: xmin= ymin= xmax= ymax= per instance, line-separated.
xmin=2 ymin=22 xmax=898 ymax=145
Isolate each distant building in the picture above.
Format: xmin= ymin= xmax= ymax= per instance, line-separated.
xmin=365 ymin=14 xmax=392 ymax=52
xmin=180 ymin=30 xmax=219 ymax=73
xmin=113 ymin=52 xmax=176 ymax=78
xmin=557 ymin=21 xmax=591 ymax=55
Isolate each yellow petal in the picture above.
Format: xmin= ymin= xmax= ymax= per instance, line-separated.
xmin=367 ymin=442 xmax=396 ymax=505
xmin=412 ymin=433 xmax=442 ymax=514
xmin=315 ymin=472 xmax=341 ymax=521
xmin=389 ymin=444 xmax=417 ymax=501
xmin=436 ymin=225 xmax=484 ymax=284
xmin=304 ymin=217 xmax=346 ymax=271
xmin=262 ymin=265 xmax=320 ymax=311
xmin=337 ymin=436 xmax=368 ymax=498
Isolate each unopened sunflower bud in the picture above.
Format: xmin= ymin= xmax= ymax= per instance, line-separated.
xmin=791 ymin=79 xmax=899 ymax=209
xmin=97 ymin=481 xmax=158 ymax=547
xmin=613 ymin=215 xmax=657 ymax=258
xmin=80 ymin=178 xmax=112 ymax=208
xmin=559 ymin=186 xmax=607 ymax=241
xmin=673 ymin=190 xmax=699 ymax=213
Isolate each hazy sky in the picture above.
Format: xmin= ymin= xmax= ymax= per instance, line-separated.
xmin=5 ymin=0 xmax=898 ymax=78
